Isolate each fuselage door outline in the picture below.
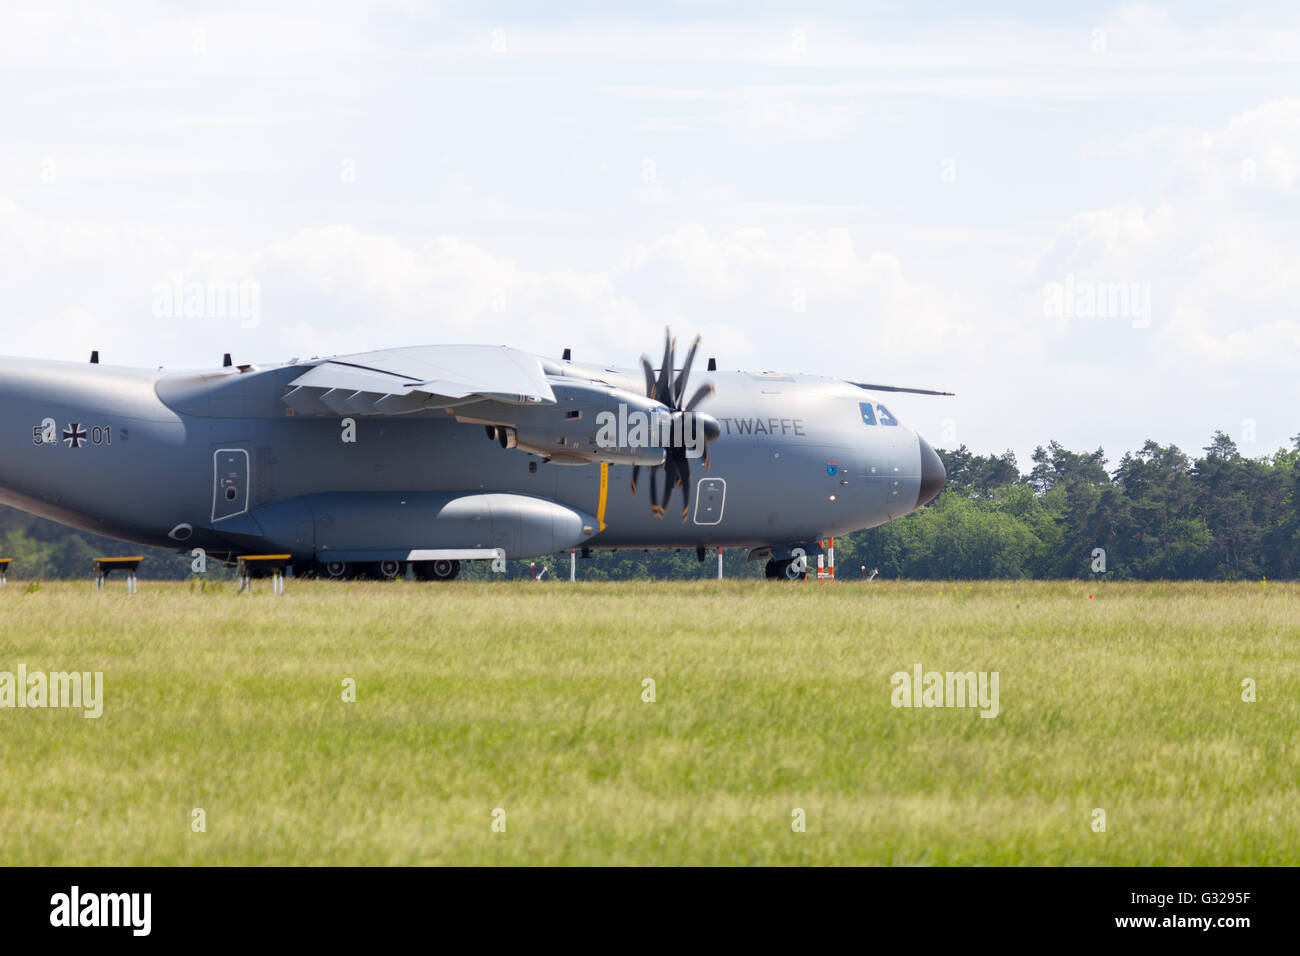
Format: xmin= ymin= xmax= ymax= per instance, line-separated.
xmin=212 ymin=448 xmax=250 ymax=523
xmin=692 ymin=477 xmax=726 ymax=526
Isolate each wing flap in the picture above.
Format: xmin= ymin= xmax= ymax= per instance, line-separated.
xmin=317 ymin=388 xmax=359 ymax=415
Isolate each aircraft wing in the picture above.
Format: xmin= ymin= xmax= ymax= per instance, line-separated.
xmin=281 ymin=345 xmax=556 ymax=416
xmin=276 ymin=340 xmax=717 ymax=468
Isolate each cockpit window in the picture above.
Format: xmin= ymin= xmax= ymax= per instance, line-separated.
xmin=859 ymin=402 xmax=876 ymax=426
xmin=877 ymin=404 xmax=899 ymax=426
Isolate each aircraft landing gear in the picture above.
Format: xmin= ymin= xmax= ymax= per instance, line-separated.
xmin=317 ymin=560 xmax=352 ymax=580
xmin=335 ymin=561 xmax=405 ymax=581
xmin=374 ymin=560 xmax=404 ymax=580
xmin=765 ymin=557 xmax=807 ymax=581
xmin=306 ymin=558 xmax=452 ymax=581
xmin=413 ymin=559 xmax=460 ymax=582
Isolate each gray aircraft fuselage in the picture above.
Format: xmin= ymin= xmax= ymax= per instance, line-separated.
xmin=0 ymin=352 xmax=945 ymax=573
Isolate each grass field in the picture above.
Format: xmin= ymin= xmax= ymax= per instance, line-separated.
xmin=1 ymin=578 xmax=1297 ymax=865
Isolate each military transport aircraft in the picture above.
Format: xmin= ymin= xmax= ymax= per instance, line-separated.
xmin=0 ymin=330 xmax=947 ymax=581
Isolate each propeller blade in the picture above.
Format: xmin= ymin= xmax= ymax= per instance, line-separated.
xmin=655 ymin=330 xmax=673 ymax=405
xmin=631 ymin=328 xmax=718 ymax=514
xmin=674 ymin=335 xmax=700 ymax=406
xmin=684 ymin=382 xmax=714 ymax=412
xmin=640 ymin=356 xmax=656 ymax=400
xmin=668 ymin=336 xmax=676 ymax=404
xmin=659 ymin=455 xmax=677 ymax=516
xmin=678 ymin=457 xmax=692 ymax=521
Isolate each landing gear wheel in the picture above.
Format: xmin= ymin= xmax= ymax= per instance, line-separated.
xmin=765 ymin=558 xmax=807 ymax=581
xmin=318 ymin=560 xmax=351 ymax=580
xmin=414 ymin=559 xmax=460 ymax=582
xmin=377 ymin=560 xmax=404 ymax=580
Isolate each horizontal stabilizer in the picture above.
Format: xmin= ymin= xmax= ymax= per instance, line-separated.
xmin=849 ymin=381 xmax=955 ymax=396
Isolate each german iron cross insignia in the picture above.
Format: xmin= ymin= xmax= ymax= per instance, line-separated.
xmin=62 ymin=423 xmax=88 ymax=449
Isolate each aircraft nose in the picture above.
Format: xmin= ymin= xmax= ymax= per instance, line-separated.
xmin=916 ymin=435 xmax=945 ymax=507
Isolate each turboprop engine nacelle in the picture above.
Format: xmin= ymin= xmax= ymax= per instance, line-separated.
xmin=461 ymin=381 xmax=675 ymax=465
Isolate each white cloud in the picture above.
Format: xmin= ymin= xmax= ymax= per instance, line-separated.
xmin=1101 ymin=97 xmax=1300 ymax=197
xmin=1028 ymin=99 xmax=1300 ymax=373
xmin=0 ymin=1 xmax=377 ymax=86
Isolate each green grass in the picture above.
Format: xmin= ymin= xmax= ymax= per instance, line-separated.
xmin=1 ymin=578 xmax=1296 ymax=865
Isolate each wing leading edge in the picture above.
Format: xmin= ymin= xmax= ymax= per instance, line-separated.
xmin=281 ymin=344 xmax=557 ymax=416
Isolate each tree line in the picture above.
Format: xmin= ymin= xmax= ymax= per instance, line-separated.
xmin=846 ymin=432 xmax=1300 ymax=580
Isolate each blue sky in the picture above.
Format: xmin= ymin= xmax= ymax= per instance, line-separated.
xmin=2 ymin=1 xmax=1298 ymax=468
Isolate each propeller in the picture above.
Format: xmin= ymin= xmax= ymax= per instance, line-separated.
xmin=630 ymin=329 xmax=721 ymax=520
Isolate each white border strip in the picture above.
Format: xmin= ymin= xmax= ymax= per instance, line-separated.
xmin=406 ymin=548 xmax=506 ymax=562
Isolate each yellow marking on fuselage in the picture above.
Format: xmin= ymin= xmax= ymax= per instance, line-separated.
xmin=597 ymin=462 xmax=609 ymax=531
